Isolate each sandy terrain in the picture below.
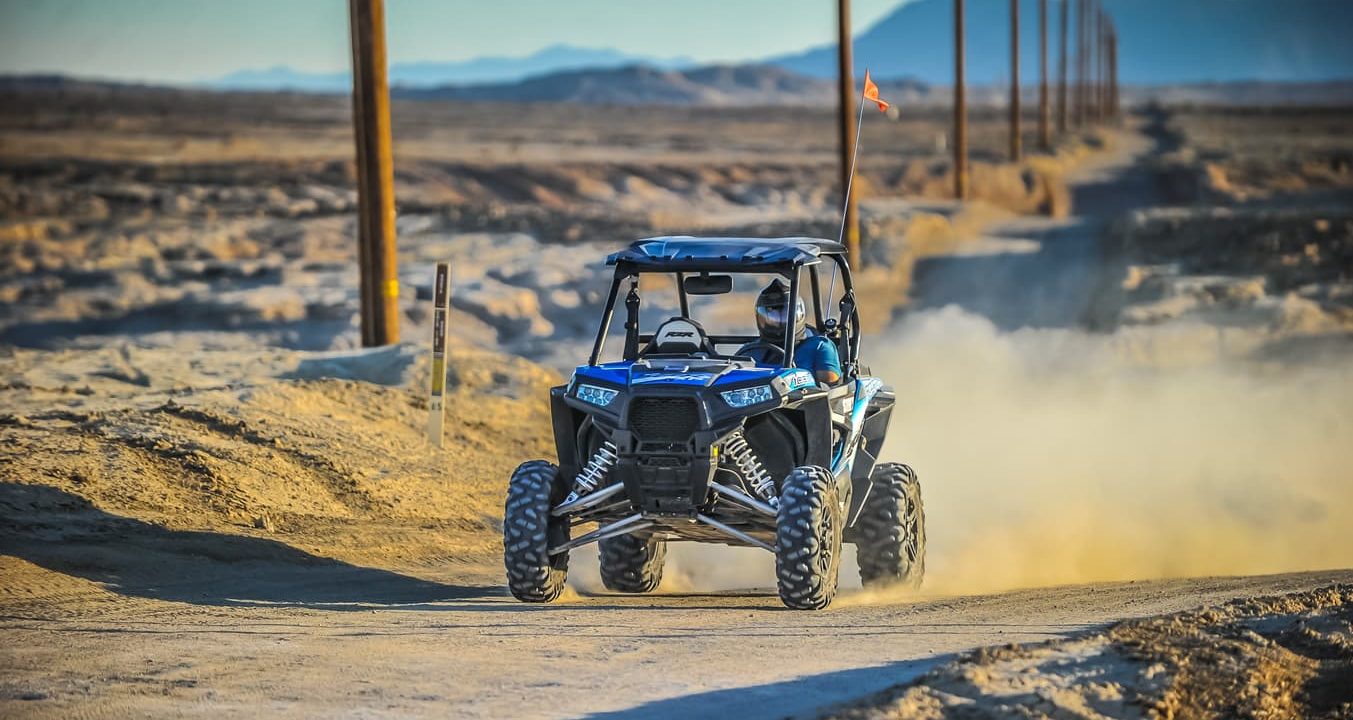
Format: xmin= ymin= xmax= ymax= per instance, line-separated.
xmin=2 ymin=85 xmax=1353 ymax=718
xmin=0 ymin=85 xmax=1098 ymax=367
xmin=825 ymin=584 xmax=1353 ymax=720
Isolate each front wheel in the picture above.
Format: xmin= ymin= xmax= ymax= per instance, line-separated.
xmin=854 ymin=462 xmax=926 ymax=589
xmin=775 ymin=466 xmax=843 ymax=610
xmin=503 ymin=460 xmax=569 ymax=602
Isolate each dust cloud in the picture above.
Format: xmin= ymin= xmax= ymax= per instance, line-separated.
xmin=876 ymin=307 xmax=1353 ymax=596
xmin=570 ymin=307 xmax=1353 ymax=599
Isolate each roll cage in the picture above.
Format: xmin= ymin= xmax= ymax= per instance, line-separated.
xmin=587 ymin=237 xmax=863 ymax=379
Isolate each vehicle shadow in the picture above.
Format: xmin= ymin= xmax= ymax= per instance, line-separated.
xmin=0 ymin=482 xmax=496 ymax=610
xmin=580 ymin=656 xmax=952 ymax=720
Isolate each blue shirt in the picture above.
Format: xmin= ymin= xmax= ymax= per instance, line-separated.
xmin=741 ymin=333 xmax=842 ymax=378
xmin=793 ymin=333 xmax=843 ymax=378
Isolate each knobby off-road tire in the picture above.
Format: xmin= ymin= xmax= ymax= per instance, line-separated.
xmin=599 ymin=533 xmax=667 ymax=593
xmin=855 ymin=462 xmax=926 ymax=589
xmin=503 ymin=460 xmax=569 ymax=602
xmin=775 ymin=466 xmax=843 ymax=610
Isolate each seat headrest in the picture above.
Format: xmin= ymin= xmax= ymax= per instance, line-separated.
xmin=651 ymin=318 xmax=706 ymax=354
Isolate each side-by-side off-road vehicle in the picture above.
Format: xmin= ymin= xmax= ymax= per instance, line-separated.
xmin=503 ymin=236 xmax=924 ymax=609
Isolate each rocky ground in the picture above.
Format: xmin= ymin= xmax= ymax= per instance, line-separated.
xmin=0 ymin=343 xmax=557 ymax=579
xmin=824 ymin=585 xmax=1353 ymax=720
xmin=1084 ymin=107 xmax=1353 ymax=364
xmin=0 ymin=85 xmax=1098 ymax=367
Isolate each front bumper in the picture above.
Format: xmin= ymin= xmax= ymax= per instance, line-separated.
xmin=609 ymin=426 xmax=723 ymax=517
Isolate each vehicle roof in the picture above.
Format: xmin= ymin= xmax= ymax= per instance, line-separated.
xmin=607 ymin=236 xmax=846 ymax=271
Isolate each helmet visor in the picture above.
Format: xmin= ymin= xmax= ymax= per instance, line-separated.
xmin=756 ymin=303 xmax=791 ymax=331
xmin=755 ymin=297 xmax=804 ymax=339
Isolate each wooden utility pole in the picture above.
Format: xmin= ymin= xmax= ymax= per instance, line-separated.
xmin=1087 ymin=0 xmax=1098 ymax=122
xmin=348 ymin=0 xmax=399 ymax=346
xmin=1109 ymin=23 xmax=1119 ymax=119
xmin=1076 ymin=0 xmax=1086 ymax=127
xmin=1009 ymin=0 xmax=1021 ymax=161
xmin=1038 ymin=0 xmax=1050 ymax=150
xmin=1057 ymin=0 xmax=1068 ymax=133
xmin=1087 ymin=1 xmax=1098 ymax=123
xmin=1098 ymin=12 xmax=1109 ymax=121
xmin=836 ymin=0 xmax=860 ymax=261
xmin=954 ymin=0 xmax=968 ymax=199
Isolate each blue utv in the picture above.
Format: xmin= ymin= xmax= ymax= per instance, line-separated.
xmin=503 ymin=236 xmax=924 ymax=609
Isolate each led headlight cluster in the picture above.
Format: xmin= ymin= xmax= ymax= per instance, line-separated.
xmin=720 ymin=384 xmax=774 ymax=408
xmin=575 ymin=383 xmax=619 ymax=407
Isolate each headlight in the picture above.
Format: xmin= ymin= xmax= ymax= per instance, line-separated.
xmin=720 ymin=384 xmax=774 ymax=408
xmin=576 ymin=383 xmax=619 ymax=407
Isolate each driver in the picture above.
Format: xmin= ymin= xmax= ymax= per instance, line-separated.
xmin=738 ymin=279 xmax=842 ymax=385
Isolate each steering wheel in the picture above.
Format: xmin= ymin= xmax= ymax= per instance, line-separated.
xmin=737 ymin=340 xmax=786 ymax=366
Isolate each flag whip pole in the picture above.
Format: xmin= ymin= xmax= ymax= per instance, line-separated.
xmin=836 ymin=80 xmax=868 ymax=247
xmin=830 ymin=74 xmax=869 ymax=311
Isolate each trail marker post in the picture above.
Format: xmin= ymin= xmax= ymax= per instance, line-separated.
xmin=427 ymin=263 xmax=450 ymax=447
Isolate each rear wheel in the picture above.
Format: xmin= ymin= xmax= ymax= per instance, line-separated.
xmin=503 ymin=460 xmax=569 ymax=602
xmin=775 ymin=466 xmax=843 ymax=610
xmin=854 ymin=462 xmax=926 ymax=589
xmin=599 ymin=533 xmax=667 ymax=593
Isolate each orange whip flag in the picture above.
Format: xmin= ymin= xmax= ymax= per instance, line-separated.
xmin=863 ymin=70 xmax=890 ymax=113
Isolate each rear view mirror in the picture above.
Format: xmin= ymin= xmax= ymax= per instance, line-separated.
xmin=683 ymin=274 xmax=733 ymax=295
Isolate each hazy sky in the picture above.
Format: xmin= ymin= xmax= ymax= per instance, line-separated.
xmin=0 ymin=0 xmax=907 ymax=83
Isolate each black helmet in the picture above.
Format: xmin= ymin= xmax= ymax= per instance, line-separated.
xmin=755 ymin=279 xmax=806 ymax=341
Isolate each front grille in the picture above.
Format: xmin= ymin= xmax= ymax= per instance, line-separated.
xmin=628 ymin=397 xmax=699 ymax=443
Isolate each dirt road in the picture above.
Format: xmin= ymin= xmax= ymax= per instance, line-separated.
xmin=909 ymin=111 xmax=1171 ymax=330
xmin=4 ymin=553 xmax=1350 ymax=719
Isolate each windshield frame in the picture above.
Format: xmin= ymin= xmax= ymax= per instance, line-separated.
xmin=587 ymin=263 xmax=825 ymax=368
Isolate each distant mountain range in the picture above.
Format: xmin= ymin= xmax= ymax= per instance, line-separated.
xmin=7 ymin=71 xmax=1350 ymax=109
xmin=213 ymin=43 xmax=694 ymax=92
xmin=397 ymin=64 xmax=931 ymax=106
xmin=774 ymin=0 xmax=1353 ymax=85
xmin=213 ymin=0 xmax=1353 ymax=94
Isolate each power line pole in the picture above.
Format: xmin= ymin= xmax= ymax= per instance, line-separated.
xmin=1009 ymin=0 xmax=1021 ymax=161
xmin=1079 ymin=0 xmax=1090 ymax=127
xmin=1087 ymin=0 xmax=1098 ymax=123
xmin=348 ymin=0 xmax=399 ymax=346
xmin=954 ymin=0 xmax=968 ymax=199
xmin=1098 ymin=10 xmax=1109 ymax=121
xmin=1087 ymin=0 xmax=1098 ymax=122
xmin=1038 ymin=0 xmax=1050 ymax=150
xmin=1071 ymin=0 xmax=1080 ymax=127
xmin=1110 ymin=22 xmax=1119 ymax=119
xmin=836 ymin=0 xmax=860 ymax=262
xmin=1057 ymin=0 xmax=1068 ymax=134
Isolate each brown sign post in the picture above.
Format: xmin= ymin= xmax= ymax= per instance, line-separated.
xmin=348 ymin=0 xmax=400 ymax=347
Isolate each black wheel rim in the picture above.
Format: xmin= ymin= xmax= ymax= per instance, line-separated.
xmin=902 ymin=494 xmax=919 ymax=564
xmin=818 ymin=502 xmax=836 ymax=575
